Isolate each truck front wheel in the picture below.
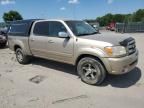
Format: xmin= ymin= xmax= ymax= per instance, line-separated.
xmin=16 ymin=48 xmax=30 ymax=64
xmin=77 ymin=57 xmax=106 ymax=85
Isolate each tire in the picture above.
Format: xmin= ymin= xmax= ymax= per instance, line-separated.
xmin=77 ymin=57 xmax=106 ymax=85
xmin=15 ymin=48 xmax=30 ymax=64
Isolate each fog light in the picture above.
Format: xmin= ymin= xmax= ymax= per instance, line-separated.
xmin=122 ymin=66 xmax=129 ymax=73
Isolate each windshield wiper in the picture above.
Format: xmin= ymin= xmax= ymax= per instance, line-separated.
xmin=89 ymin=32 xmax=97 ymax=35
xmin=77 ymin=32 xmax=97 ymax=36
xmin=77 ymin=33 xmax=90 ymax=36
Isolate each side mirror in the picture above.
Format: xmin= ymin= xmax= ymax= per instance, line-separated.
xmin=92 ymin=25 xmax=99 ymax=32
xmin=92 ymin=25 xmax=97 ymax=28
xmin=58 ymin=32 xmax=69 ymax=38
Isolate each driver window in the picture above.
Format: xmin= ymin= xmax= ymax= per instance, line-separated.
xmin=49 ymin=21 xmax=67 ymax=37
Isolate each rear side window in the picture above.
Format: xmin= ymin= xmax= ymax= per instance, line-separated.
xmin=8 ymin=23 xmax=29 ymax=36
xmin=33 ymin=22 xmax=49 ymax=36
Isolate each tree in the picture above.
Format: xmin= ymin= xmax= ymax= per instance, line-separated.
xmin=3 ymin=10 xmax=23 ymax=22
xmin=113 ymin=14 xmax=125 ymax=22
xmin=96 ymin=13 xmax=114 ymax=26
xmin=87 ymin=9 xmax=144 ymax=26
xmin=124 ymin=14 xmax=133 ymax=23
xmin=133 ymin=9 xmax=144 ymax=22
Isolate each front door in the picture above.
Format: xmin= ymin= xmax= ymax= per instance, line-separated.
xmin=46 ymin=21 xmax=74 ymax=64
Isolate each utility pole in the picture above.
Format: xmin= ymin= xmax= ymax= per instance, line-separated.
xmin=71 ymin=3 xmax=78 ymax=19
xmin=73 ymin=5 xmax=76 ymax=19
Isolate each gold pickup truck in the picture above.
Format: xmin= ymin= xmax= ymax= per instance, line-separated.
xmin=8 ymin=19 xmax=138 ymax=85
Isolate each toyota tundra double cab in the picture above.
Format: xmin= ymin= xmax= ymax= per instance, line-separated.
xmin=8 ymin=19 xmax=138 ymax=85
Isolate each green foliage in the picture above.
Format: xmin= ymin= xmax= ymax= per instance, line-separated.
xmin=99 ymin=13 xmax=114 ymax=26
xmin=3 ymin=10 xmax=23 ymax=22
xmin=132 ymin=9 xmax=144 ymax=22
xmin=95 ymin=9 xmax=144 ymax=26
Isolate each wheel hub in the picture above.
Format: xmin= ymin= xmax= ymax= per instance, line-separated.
xmin=82 ymin=63 xmax=98 ymax=80
xmin=17 ymin=51 xmax=23 ymax=62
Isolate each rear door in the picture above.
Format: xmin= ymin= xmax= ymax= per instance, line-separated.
xmin=29 ymin=21 xmax=50 ymax=57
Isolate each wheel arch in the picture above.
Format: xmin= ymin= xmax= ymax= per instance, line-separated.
xmin=76 ymin=54 xmax=102 ymax=65
xmin=14 ymin=45 xmax=21 ymax=51
xmin=75 ymin=54 xmax=109 ymax=73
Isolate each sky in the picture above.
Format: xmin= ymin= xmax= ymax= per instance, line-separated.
xmin=0 ymin=0 xmax=144 ymax=22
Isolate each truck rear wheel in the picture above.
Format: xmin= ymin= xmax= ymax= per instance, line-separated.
xmin=16 ymin=48 xmax=30 ymax=64
xmin=77 ymin=57 xmax=106 ymax=85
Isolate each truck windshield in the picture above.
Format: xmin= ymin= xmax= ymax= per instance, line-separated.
xmin=65 ymin=21 xmax=97 ymax=36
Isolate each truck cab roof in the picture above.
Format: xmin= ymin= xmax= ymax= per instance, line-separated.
xmin=8 ymin=19 xmax=83 ymax=36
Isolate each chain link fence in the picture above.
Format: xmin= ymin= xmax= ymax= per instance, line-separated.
xmin=116 ymin=22 xmax=144 ymax=33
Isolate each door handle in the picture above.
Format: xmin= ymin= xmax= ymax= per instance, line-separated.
xmin=48 ymin=40 xmax=54 ymax=43
xmin=31 ymin=38 xmax=35 ymax=41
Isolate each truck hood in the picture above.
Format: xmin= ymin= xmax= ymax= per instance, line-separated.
xmin=79 ymin=33 xmax=131 ymax=45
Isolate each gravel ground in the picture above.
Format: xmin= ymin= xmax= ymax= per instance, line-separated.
xmin=0 ymin=30 xmax=144 ymax=108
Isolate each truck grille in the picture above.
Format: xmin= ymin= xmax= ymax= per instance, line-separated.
xmin=127 ymin=39 xmax=136 ymax=55
xmin=120 ymin=37 xmax=136 ymax=55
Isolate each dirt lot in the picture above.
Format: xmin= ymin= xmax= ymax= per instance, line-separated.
xmin=0 ymin=31 xmax=144 ymax=108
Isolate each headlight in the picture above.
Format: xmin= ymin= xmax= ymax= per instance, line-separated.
xmin=104 ymin=46 xmax=127 ymax=57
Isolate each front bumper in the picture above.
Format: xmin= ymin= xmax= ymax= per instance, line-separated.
xmin=104 ymin=50 xmax=138 ymax=75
